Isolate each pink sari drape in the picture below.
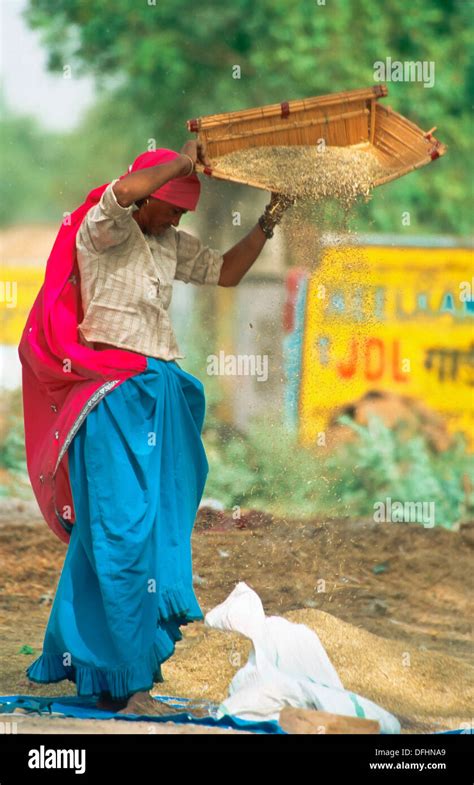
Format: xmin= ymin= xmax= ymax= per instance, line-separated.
xmin=18 ymin=183 xmax=147 ymax=544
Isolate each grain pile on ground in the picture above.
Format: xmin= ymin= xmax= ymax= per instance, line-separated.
xmin=157 ymin=608 xmax=473 ymax=734
xmin=2 ymin=504 xmax=472 ymax=733
xmin=214 ymin=145 xmax=387 ymax=208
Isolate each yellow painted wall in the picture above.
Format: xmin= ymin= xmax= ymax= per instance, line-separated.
xmin=0 ymin=267 xmax=44 ymax=345
xmin=299 ymin=246 xmax=474 ymax=445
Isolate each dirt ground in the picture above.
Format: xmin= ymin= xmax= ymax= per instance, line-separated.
xmin=1 ymin=506 xmax=473 ymax=735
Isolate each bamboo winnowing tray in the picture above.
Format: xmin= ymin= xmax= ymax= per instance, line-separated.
xmin=187 ymin=85 xmax=446 ymax=192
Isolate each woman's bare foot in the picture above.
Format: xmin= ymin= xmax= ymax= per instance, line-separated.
xmin=97 ymin=690 xmax=215 ymax=717
xmin=96 ymin=691 xmax=128 ymax=712
xmin=117 ymin=690 xmax=180 ymax=716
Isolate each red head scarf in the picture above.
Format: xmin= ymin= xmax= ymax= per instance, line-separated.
xmin=18 ymin=149 xmax=195 ymax=543
xmin=128 ymin=149 xmax=201 ymax=210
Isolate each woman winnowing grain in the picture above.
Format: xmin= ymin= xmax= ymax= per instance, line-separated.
xmin=19 ymin=141 xmax=292 ymax=716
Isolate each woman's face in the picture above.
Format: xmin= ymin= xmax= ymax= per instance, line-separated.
xmin=133 ymin=197 xmax=188 ymax=236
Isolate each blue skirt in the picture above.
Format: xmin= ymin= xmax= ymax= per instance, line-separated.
xmin=27 ymin=357 xmax=209 ymax=699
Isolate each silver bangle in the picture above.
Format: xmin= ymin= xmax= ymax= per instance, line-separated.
xmin=180 ymin=153 xmax=195 ymax=176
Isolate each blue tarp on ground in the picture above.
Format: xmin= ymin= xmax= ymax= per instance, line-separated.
xmin=1 ymin=695 xmax=469 ymax=734
xmin=433 ymin=728 xmax=473 ymax=734
xmin=0 ymin=694 xmax=285 ymax=734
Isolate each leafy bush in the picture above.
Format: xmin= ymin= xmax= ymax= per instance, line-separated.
xmin=324 ymin=415 xmax=473 ymax=528
xmin=0 ymin=389 xmax=29 ymax=496
xmin=203 ymin=410 xmax=473 ymax=528
xmin=0 ymin=417 xmax=27 ymax=475
xmin=1 ymin=383 xmax=471 ymax=527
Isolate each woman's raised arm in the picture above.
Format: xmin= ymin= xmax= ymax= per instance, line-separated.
xmin=113 ymin=141 xmax=211 ymax=207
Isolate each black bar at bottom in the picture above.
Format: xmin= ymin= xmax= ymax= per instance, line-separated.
xmin=0 ymin=731 xmax=472 ymax=783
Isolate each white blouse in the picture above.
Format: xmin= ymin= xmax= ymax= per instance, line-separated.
xmin=75 ymin=180 xmax=224 ymax=360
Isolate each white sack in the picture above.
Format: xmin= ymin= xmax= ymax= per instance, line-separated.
xmin=205 ymin=581 xmax=401 ymax=734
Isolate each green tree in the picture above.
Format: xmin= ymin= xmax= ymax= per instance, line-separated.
xmin=12 ymin=0 xmax=474 ymax=234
